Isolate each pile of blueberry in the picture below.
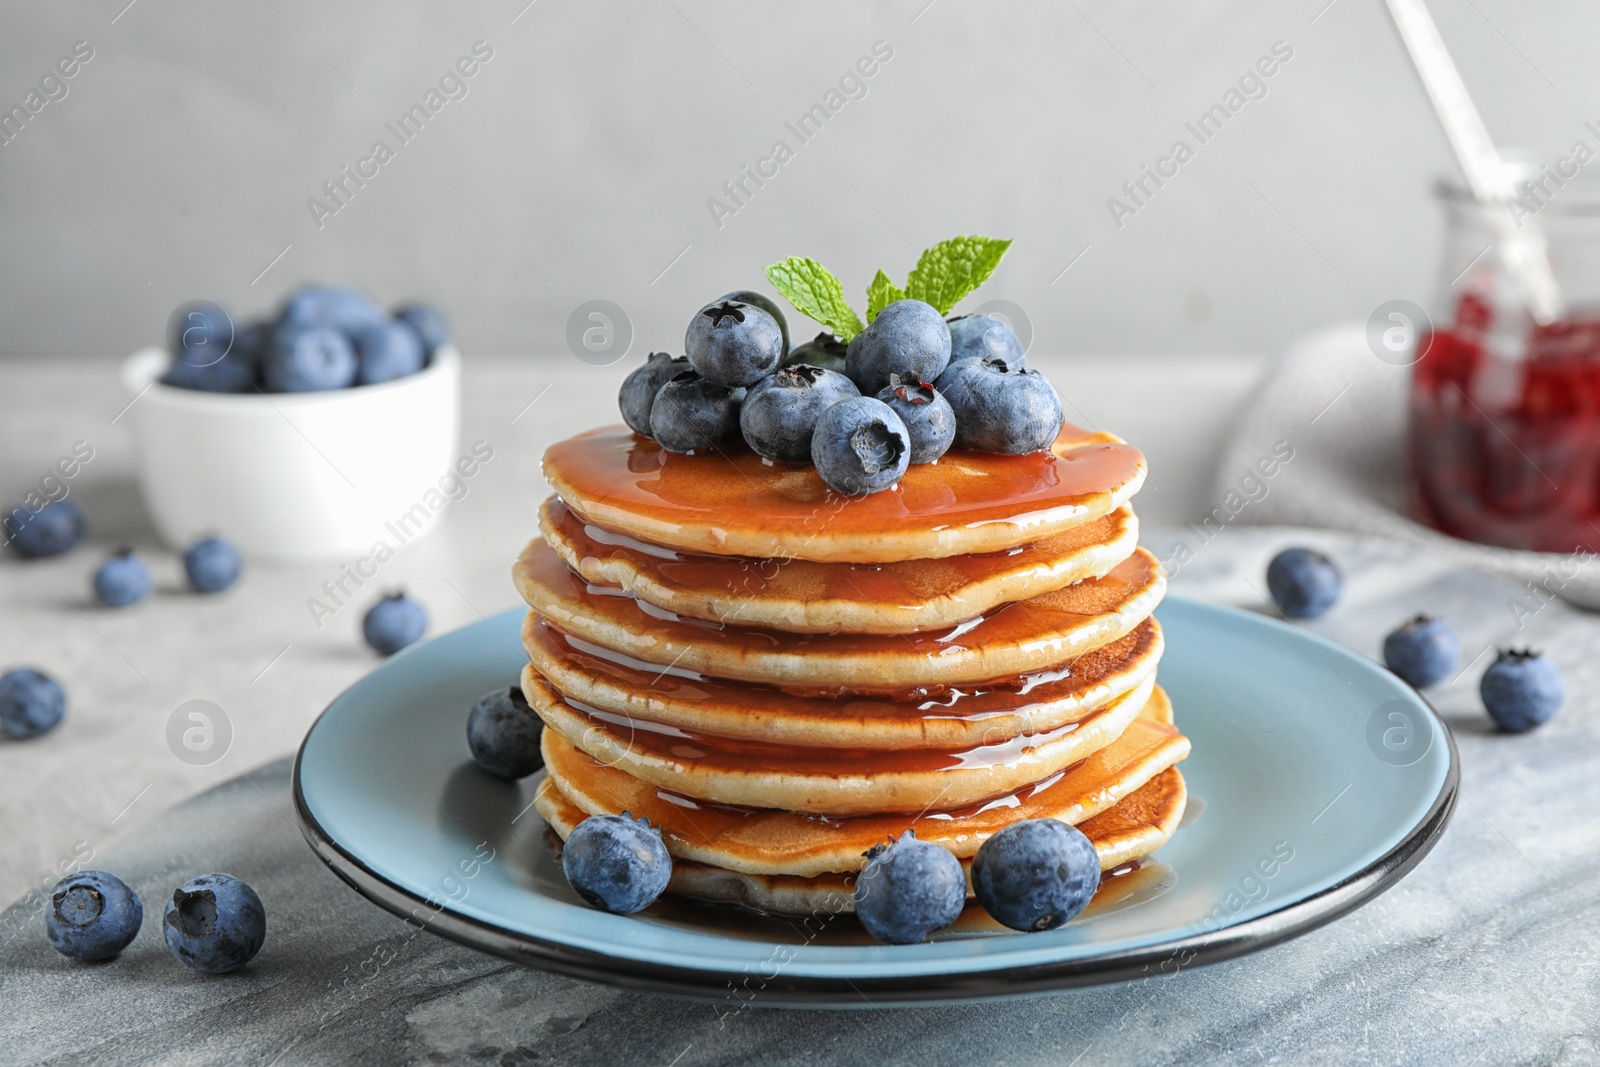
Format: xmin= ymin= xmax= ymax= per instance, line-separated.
xmin=161 ymin=285 xmax=450 ymax=394
xmin=620 ymin=292 xmax=1063 ymax=496
xmin=1267 ymin=546 xmax=1564 ymax=732
xmin=41 ymin=868 xmax=266 ymax=973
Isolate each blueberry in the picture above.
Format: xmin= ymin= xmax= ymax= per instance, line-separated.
xmin=0 ymin=667 xmax=66 ymax=740
xmin=393 ymin=302 xmax=450 ymax=357
xmin=184 ymin=536 xmax=242 ymax=593
xmin=279 ymin=284 xmax=386 ymax=334
xmin=94 ymin=548 xmax=152 ymax=608
xmin=971 ymin=818 xmax=1099 ymax=932
xmin=782 ymin=331 xmax=848 ymax=374
xmin=947 ymin=313 xmax=1025 ymax=367
xmin=845 ymin=299 xmax=952 ymax=395
xmin=562 ymin=812 xmax=673 ymax=914
xmin=5 ymin=499 xmax=86 ymax=558
xmin=619 ymin=352 xmax=689 ymax=437
xmin=363 ymin=591 xmax=428 ymax=656
xmin=739 ymin=364 xmax=860 ymax=463
xmin=875 ymin=377 xmax=956 ymax=464
xmin=716 ymin=290 xmax=789 ymax=356
xmin=45 ymin=870 xmax=143 ymax=961
xmin=1383 ymin=615 xmax=1460 ymax=688
xmin=261 ymin=325 xmax=357 ymax=392
xmin=810 ymin=397 xmax=910 ymax=495
xmin=467 ymin=686 xmax=545 ymax=780
xmin=162 ymin=873 xmax=266 ymax=974
xmin=351 ymin=320 xmax=425 ymax=385
xmin=162 ymin=314 xmax=259 ymax=394
xmin=648 ymin=371 xmax=744 ymax=454
xmin=934 ymin=357 xmax=1063 ymax=454
xmin=1481 ymin=649 xmax=1563 ymax=733
xmin=685 ymin=299 xmax=783 ymax=387
xmin=852 ymin=830 xmax=965 ymax=944
xmin=1265 ymin=547 xmax=1341 ymax=619
xmin=167 ymin=301 xmax=235 ymax=362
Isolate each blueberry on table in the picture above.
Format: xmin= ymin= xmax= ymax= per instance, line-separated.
xmin=0 ymin=667 xmax=66 ymax=740
xmin=971 ymin=818 xmax=1100 ymax=932
xmin=562 ymin=813 xmax=673 ymax=914
xmin=1265 ymin=547 xmax=1341 ymax=619
xmin=876 ymin=377 xmax=956 ymax=464
xmin=5 ymin=499 xmax=86 ymax=559
xmin=393 ymin=302 xmax=451 ymax=357
xmin=278 ymin=284 xmax=387 ymax=333
xmin=782 ymin=331 xmax=848 ymax=374
xmin=45 ymin=870 xmax=143 ymax=961
xmin=1481 ymin=649 xmax=1563 ymax=733
xmin=739 ymin=364 xmax=860 ymax=463
xmin=933 ymin=356 xmax=1063 ymax=454
xmin=947 ymin=312 xmax=1025 ymax=368
xmin=649 ymin=371 xmax=744 ymax=454
xmin=619 ymin=352 xmax=689 ymax=437
xmin=845 ymin=299 xmax=952 ymax=395
xmin=262 ymin=325 xmax=358 ymax=392
xmin=363 ymin=591 xmax=428 ymax=656
xmin=810 ymin=396 xmax=910 ymax=496
xmin=1383 ymin=615 xmax=1460 ymax=688
xmin=94 ymin=548 xmax=152 ymax=608
xmin=351 ymin=320 xmax=425 ymax=385
xmin=184 ymin=536 xmax=242 ymax=594
xmin=685 ymin=299 xmax=784 ymax=387
xmin=852 ymin=830 xmax=965 ymax=945
xmin=162 ymin=873 xmax=266 ymax=974
xmin=715 ymin=289 xmax=789 ymax=356
xmin=467 ymin=686 xmax=545 ymax=780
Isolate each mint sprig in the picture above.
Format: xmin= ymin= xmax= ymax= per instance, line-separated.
xmin=865 ymin=270 xmax=906 ymax=324
xmin=904 ymin=236 xmax=1012 ymax=316
xmin=763 ymin=257 xmax=865 ymax=342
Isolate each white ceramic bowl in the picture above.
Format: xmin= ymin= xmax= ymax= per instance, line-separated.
xmin=121 ymin=346 xmax=461 ymax=562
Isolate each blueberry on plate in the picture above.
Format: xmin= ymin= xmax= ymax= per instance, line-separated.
xmin=45 ymin=870 xmax=143 ymax=961
xmin=1481 ymin=649 xmax=1563 ymax=733
xmin=740 ymin=364 xmax=860 ymax=463
xmin=5 ymin=498 xmax=86 ymax=558
xmin=1265 ymin=547 xmax=1341 ymax=619
xmin=162 ymin=873 xmax=266 ymax=974
xmin=351 ymin=320 xmax=425 ymax=385
xmin=716 ymin=290 xmax=789 ymax=355
xmin=971 ymin=818 xmax=1099 ymax=932
xmin=649 ymin=371 xmax=744 ymax=454
xmin=184 ymin=536 xmax=242 ymax=593
xmin=782 ymin=332 xmax=848 ymax=374
xmin=619 ymin=352 xmax=689 ymax=437
xmin=278 ymin=284 xmax=387 ymax=334
xmin=1383 ymin=615 xmax=1460 ymax=688
xmin=467 ymin=686 xmax=545 ymax=780
xmin=875 ymin=377 xmax=956 ymax=464
xmin=392 ymin=302 xmax=450 ymax=357
xmin=363 ymin=590 xmax=428 ymax=656
xmin=94 ymin=548 xmax=152 ymax=608
xmin=261 ymin=325 xmax=358 ymax=392
xmin=934 ymin=357 xmax=1063 ymax=454
xmin=562 ymin=812 xmax=672 ymax=914
xmin=810 ymin=396 xmax=910 ymax=496
xmin=845 ymin=299 xmax=952 ymax=395
xmin=0 ymin=666 xmax=66 ymax=740
xmin=947 ymin=312 xmax=1025 ymax=367
xmin=685 ymin=299 xmax=784 ymax=387
xmin=853 ymin=830 xmax=965 ymax=945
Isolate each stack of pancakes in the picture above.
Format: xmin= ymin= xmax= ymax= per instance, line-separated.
xmin=519 ymin=422 xmax=1189 ymax=917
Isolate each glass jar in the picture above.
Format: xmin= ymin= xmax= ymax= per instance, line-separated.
xmin=1409 ymin=164 xmax=1600 ymax=553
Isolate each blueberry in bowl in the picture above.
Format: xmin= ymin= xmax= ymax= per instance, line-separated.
xmin=740 ymin=364 xmax=859 ymax=462
xmin=393 ymin=302 xmax=451 ymax=359
xmin=351 ymin=320 xmax=425 ymax=386
xmin=262 ymin=325 xmax=358 ymax=393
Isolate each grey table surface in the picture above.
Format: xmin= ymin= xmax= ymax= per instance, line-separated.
xmin=6 ymin=355 xmax=1599 ymax=1065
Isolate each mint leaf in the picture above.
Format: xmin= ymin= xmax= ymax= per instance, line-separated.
xmin=903 ymin=236 xmax=1013 ymax=316
xmin=764 ymin=257 xmax=866 ymax=342
xmin=865 ymin=270 xmax=906 ymax=324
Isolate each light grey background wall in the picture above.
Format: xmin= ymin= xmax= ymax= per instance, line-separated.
xmin=0 ymin=0 xmax=1589 ymax=361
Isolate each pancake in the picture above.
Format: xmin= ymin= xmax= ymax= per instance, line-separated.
xmin=540 ymin=769 xmax=1187 ymax=917
xmin=525 ymin=670 xmax=1156 ymax=815
xmin=514 ymin=541 xmax=1166 ymax=691
xmin=540 ymin=496 xmax=1140 ymax=635
xmin=521 ymin=616 xmax=1164 ymax=750
xmin=542 ymin=424 xmax=1147 ymax=563
xmin=533 ymin=686 xmax=1188 ymax=878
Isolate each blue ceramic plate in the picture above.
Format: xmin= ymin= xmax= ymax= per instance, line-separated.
xmin=293 ymin=597 xmax=1457 ymax=1007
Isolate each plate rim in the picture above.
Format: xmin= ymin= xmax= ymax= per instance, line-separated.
xmin=290 ymin=597 xmax=1460 ymax=1007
